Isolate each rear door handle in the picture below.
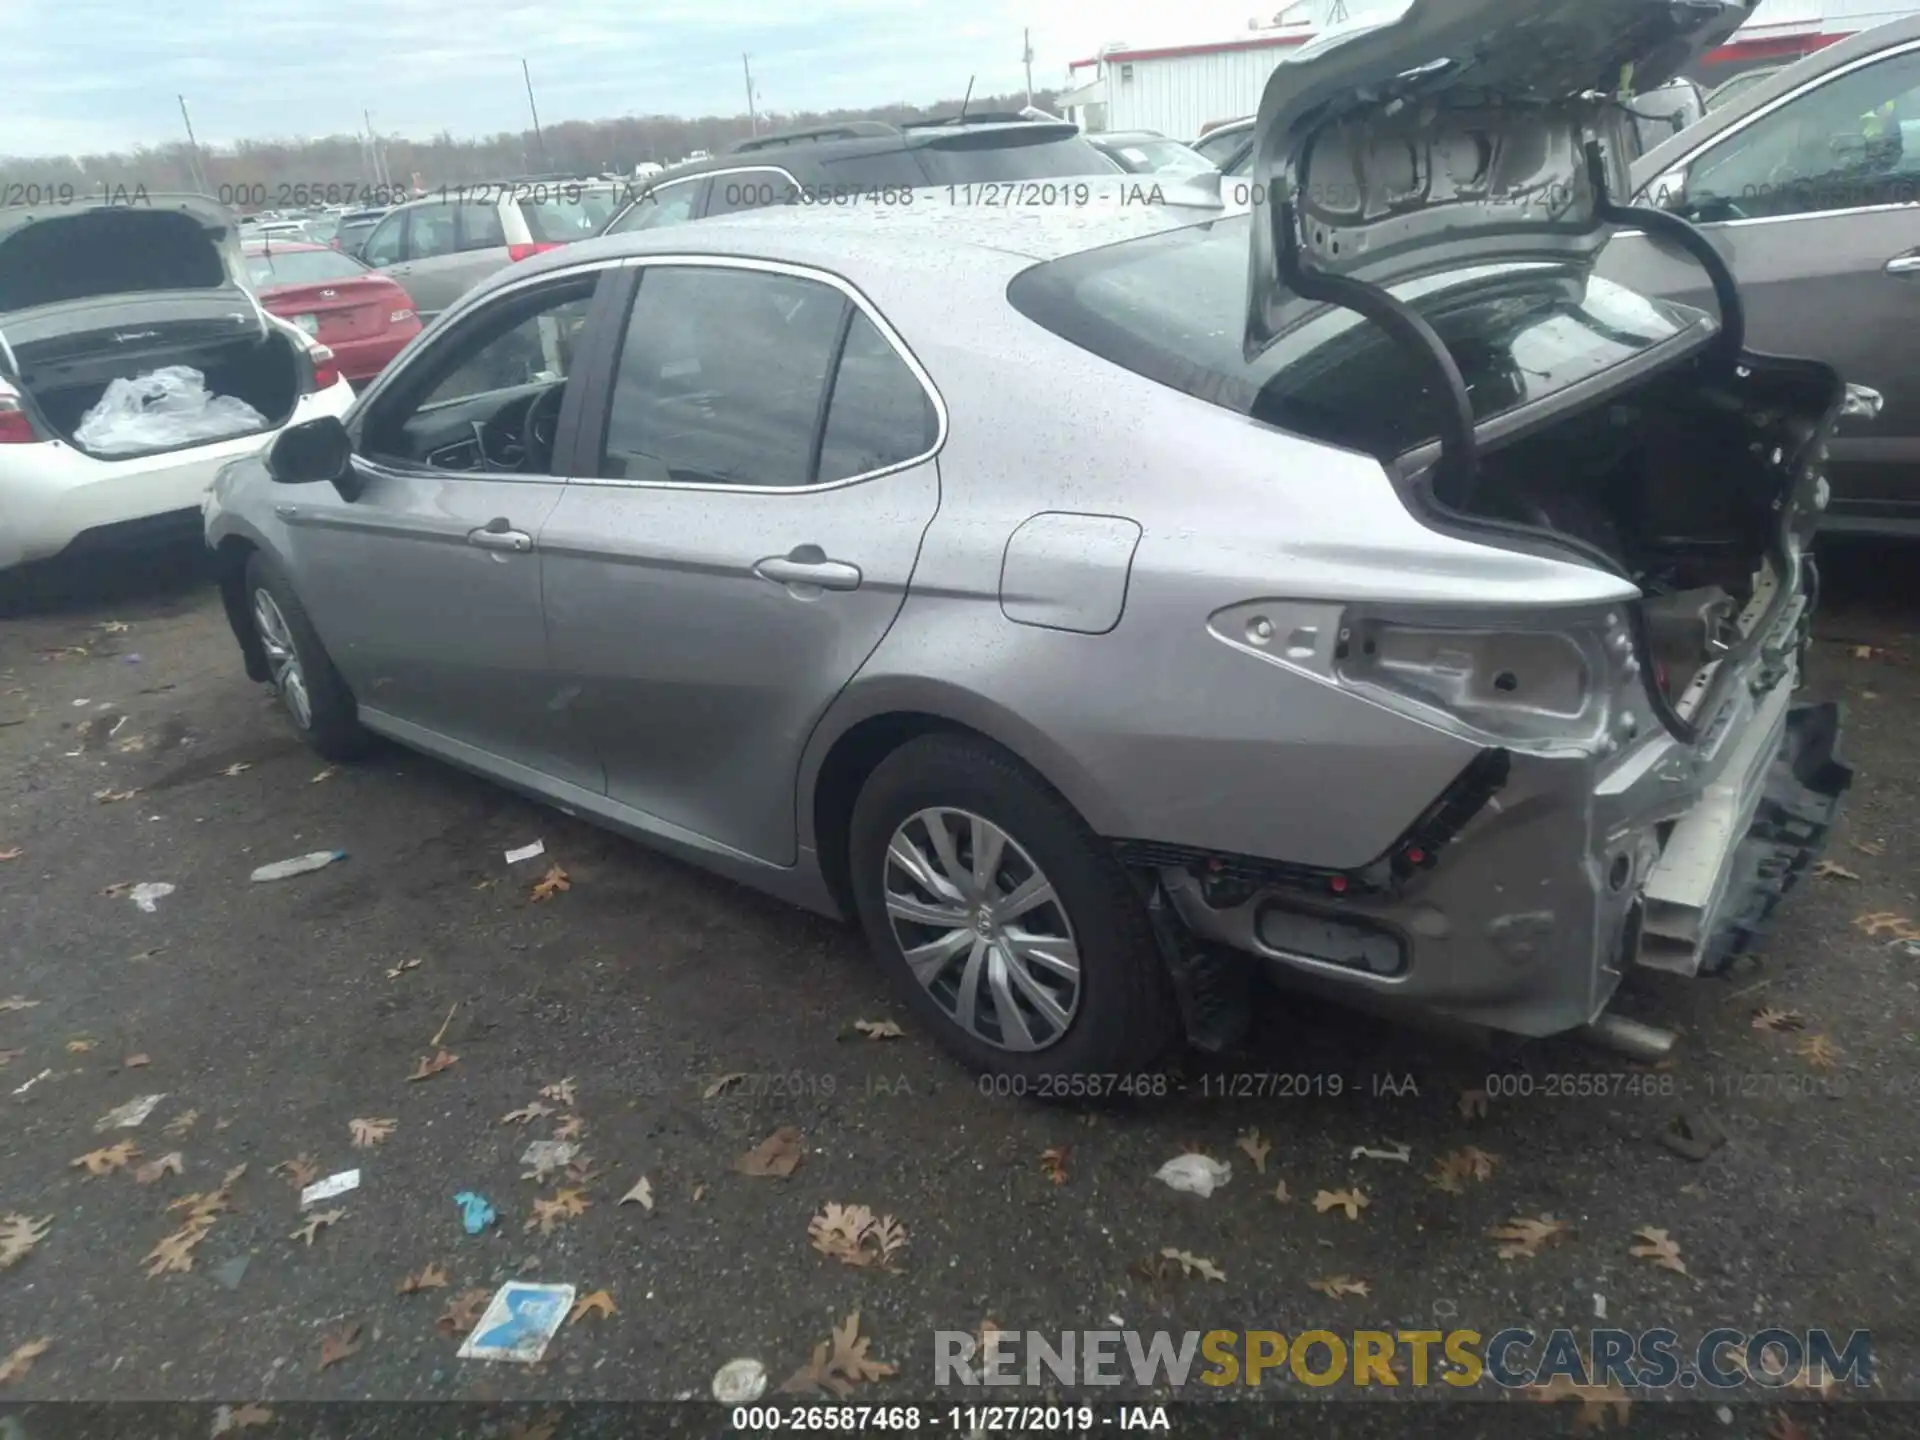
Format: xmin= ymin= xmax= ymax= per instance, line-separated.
xmin=468 ymin=521 xmax=532 ymax=553
xmin=753 ymin=552 xmax=862 ymax=592
xmin=1885 ymin=252 xmax=1920 ymax=275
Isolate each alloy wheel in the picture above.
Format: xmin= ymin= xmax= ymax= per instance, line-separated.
xmin=251 ymin=588 xmax=313 ymax=731
xmin=881 ymin=807 xmax=1081 ymax=1052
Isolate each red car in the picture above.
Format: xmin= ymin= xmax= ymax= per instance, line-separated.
xmin=242 ymin=241 xmax=421 ymax=385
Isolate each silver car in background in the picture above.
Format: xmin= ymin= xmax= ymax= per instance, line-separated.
xmin=205 ymin=0 xmax=1851 ymax=1081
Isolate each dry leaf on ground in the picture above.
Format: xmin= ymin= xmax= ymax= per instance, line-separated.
xmin=1794 ymin=1034 xmax=1841 ymax=1069
xmin=1313 ymin=1187 xmax=1369 ymax=1220
xmin=437 ymin=1288 xmax=489 ymax=1337
xmin=1308 ymin=1274 xmax=1369 ymax=1298
xmin=1427 ymin=1146 xmax=1500 ymax=1194
xmin=619 ymin=1176 xmax=654 ymax=1210
xmin=1813 ymin=860 xmax=1860 ymax=880
xmin=703 ymin=1071 xmax=747 ymax=1098
xmin=525 ymin=1189 xmax=590 ymax=1235
xmin=530 ymin=865 xmax=571 ymax=901
xmin=568 ymin=1290 xmax=616 ymax=1324
xmin=1039 ymin=1147 xmax=1069 ymax=1186
xmin=808 ymin=1202 xmax=908 ymax=1271
xmin=162 ymin=1109 xmax=198 ymax=1138
xmin=1236 ymin=1129 xmax=1271 ymax=1174
xmin=349 ymin=1117 xmax=396 ymax=1148
xmin=736 ymin=1126 xmax=805 ymax=1177
xmin=385 ymin=957 xmax=423 ymax=978
xmin=554 ymin=1114 xmax=587 ymax=1141
xmin=1271 ymin=1180 xmax=1291 ymax=1203
xmin=290 ymin=1208 xmax=346 ymax=1246
xmin=220 ymin=762 xmax=252 ymax=777
xmin=1764 ymin=1411 xmax=1807 ymax=1440
xmin=71 ymin=1141 xmax=140 ymax=1176
xmin=1159 ymin=1247 xmax=1227 ymax=1282
xmin=0 ymin=1213 xmax=52 ymax=1269
xmin=310 ymin=766 xmax=337 ymax=784
xmin=1629 ymin=1226 xmax=1688 ymax=1275
xmin=124 ymin=1054 xmax=150 ymax=1068
xmin=0 ymin=1338 xmax=50 ymax=1385
xmin=143 ymin=1220 xmax=214 ymax=1277
xmin=500 ymin=1102 xmax=555 ymax=1127
xmin=1753 ymin=1007 xmax=1807 ymax=1032
xmin=1527 ymin=1371 xmax=1632 ymax=1433
xmin=1855 ymin=911 xmax=1920 ymax=941
xmin=1458 ymin=1088 xmax=1490 ymax=1120
xmin=93 ymin=788 xmax=140 ymax=804
xmin=0 ymin=996 xmax=41 ymax=1012
xmin=0 ymin=848 xmax=21 ymax=862
xmin=0 ymin=1050 xmax=21 ymax=1066
xmin=779 ymin=1310 xmax=895 ymax=1397
xmin=852 ymin=1019 xmax=904 ymax=1040
xmin=1491 ymin=1214 xmax=1572 ymax=1260
xmin=406 ymin=1049 xmax=459 ymax=1082
xmin=271 ymin=1155 xmax=320 ymax=1189
xmin=539 ymin=1077 xmax=577 ymax=1106
xmin=66 ymin=1038 xmax=97 ymax=1053
xmin=317 ymin=1323 xmax=362 ymax=1370
xmin=566 ymin=1157 xmax=599 ymax=1185
xmin=133 ymin=1152 xmax=184 ymax=1184
xmin=211 ymin=1402 xmax=275 ymax=1434
xmin=398 ymin=1263 xmax=448 ymax=1295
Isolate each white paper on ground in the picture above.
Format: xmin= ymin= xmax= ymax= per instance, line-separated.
xmin=94 ymin=1094 xmax=167 ymax=1130
xmin=457 ymin=1282 xmax=575 ymax=1363
xmin=300 ymin=1169 xmax=361 ymax=1207
xmin=1154 ymin=1154 xmax=1232 ymax=1197
xmin=504 ymin=840 xmax=546 ymax=865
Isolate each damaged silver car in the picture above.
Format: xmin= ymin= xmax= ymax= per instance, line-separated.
xmin=208 ymin=0 xmax=1851 ymax=1081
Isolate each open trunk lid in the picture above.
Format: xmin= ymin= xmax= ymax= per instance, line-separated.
xmin=1242 ymin=0 xmax=1759 ymax=358
xmin=0 ymin=196 xmax=263 ymax=377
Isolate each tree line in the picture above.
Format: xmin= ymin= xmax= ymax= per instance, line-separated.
xmin=0 ymin=89 xmax=1060 ymax=204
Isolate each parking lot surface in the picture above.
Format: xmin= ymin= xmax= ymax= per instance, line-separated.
xmin=1 ymin=544 xmax=1917 ymax=1433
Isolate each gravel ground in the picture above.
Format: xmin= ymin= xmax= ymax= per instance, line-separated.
xmin=0 ymin=541 xmax=1916 ymax=1438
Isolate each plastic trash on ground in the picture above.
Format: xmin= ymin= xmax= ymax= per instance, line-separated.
xmin=94 ymin=1094 xmax=166 ymax=1131
xmin=712 ymin=1358 xmax=769 ymax=1402
xmin=1154 ymin=1154 xmax=1232 ymax=1197
xmin=454 ymin=1191 xmax=497 ymax=1234
xmin=457 ymin=1282 xmax=573 ymax=1363
xmin=504 ymin=840 xmax=545 ymax=865
xmin=300 ymin=1169 xmax=361 ymax=1208
xmin=251 ymin=850 xmax=347 ymax=882
xmin=73 ymin=366 xmax=269 ymax=456
xmin=128 ymin=882 xmax=175 ymax=913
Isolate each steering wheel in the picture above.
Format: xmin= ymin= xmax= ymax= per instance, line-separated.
xmin=520 ymin=384 xmax=565 ymax=472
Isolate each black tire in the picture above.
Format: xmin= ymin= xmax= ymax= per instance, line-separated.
xmin=848 ymin=732 xmax=1180 ymax=1084
xmin=243 ymin=551 xmax=375 ymax=762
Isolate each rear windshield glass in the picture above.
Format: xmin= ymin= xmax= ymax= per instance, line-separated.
xmin=913 ymin=133 xmax=1120 ymax=183
xmin=520 ymin=191 xmax=619 ymax=242
xmin=246 ymin=248 xmax=366 ymax=286
xmin=1006 ymin=213 xmax=1699 ymax=457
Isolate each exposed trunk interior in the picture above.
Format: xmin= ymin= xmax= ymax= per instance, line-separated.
xmin=23 ymin=330 xmax=302 ymax=462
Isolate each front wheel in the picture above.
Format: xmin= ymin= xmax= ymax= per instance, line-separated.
xmin=848 ymin=733 xmax=1179 ymax=1083
xmin=244 ymin=551 xmax=374 ymax=762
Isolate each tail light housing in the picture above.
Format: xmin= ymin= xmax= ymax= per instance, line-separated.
xmin=507 ymin=241 xmax=563 ymax=262
xmin=310 ymin=345 xmax=342 ymax=390
xmin=0 ymin=383 xmax=40 ymax=444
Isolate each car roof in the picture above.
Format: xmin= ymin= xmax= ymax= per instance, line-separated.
xmin=645 ymin=119 xmax=1093 ymax=179
xmin=1093 ymin=130 xmax=1174 ymax=144
xmin=1633 ymin=14 xmax=1920 ymax=183
xmin=243 ymin=240 xmax=330 ymax=253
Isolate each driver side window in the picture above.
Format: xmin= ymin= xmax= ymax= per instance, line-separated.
xmin=1684 ymin=49 xmax=1920 ymax=220
xmin=361 ymin=275 xmax=601 ymax=476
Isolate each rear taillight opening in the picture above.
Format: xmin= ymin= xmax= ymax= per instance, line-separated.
xmin=303 ymin=342 xmax=341 ymax=391
xmin=0 ymin=395 xmax=40 ymax=445
xmin=507 ymin=241 xmax=564 ymax=262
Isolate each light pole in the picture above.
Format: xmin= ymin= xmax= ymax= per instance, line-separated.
xmin=743 ymin=53 xmax=759 ymax=136
xmin=522 ymin=59 xmax=550 ymax=173
xmin=177 ymin=95 xmax=209 ymax=195
xmin=1023 ymin=29 xmax=1034 ymax=108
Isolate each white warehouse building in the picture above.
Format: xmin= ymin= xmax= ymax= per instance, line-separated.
xmin=1058 ymin=0 xmax=1920 ymax=142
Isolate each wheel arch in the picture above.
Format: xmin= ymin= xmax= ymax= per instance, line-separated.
xmin=212 ymin=534 xmax=271 ymax=683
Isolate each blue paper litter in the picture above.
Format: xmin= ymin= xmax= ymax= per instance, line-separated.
xmin=454 ymin=1191 xmax=497 ymax=1234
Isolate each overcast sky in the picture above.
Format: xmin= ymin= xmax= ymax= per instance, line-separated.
xmin=0 ymin=0 xmax=1286 ymax=156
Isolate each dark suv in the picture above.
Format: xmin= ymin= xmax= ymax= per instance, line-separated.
xmin=598 ymin=115 xmax=1122 ymax=235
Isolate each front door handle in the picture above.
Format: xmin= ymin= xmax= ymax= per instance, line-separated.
xmin=1885 ymin=252 xmax=1920 ymax=275
xmin=753 ymin=550 xmax=862 ymax=592
xmin=468 ymin=519 xmax=532 ymax=553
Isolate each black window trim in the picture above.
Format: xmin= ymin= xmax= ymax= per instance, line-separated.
xmin=574 ymin=253 xmax=948 ymax=495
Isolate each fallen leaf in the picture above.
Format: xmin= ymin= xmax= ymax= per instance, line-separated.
xmin=167 ymin=1189 xmax=233 ymax=1225
xmin=385 ymin=957 xmax=423 ymax=978
xmin=500 ymin=1101 xmax=556 ymax=1126
xmin=692 ymin=1184 xmax=707 ymax=1202
xmin=221 ymin=1162 xmax=248 ymax=1189
xmin=779 ymin=1309 xmax=895 ymax=1397
xmin=852 ymin=1019 xmax=904 ymax=1040
xmin=529 ymin=864 xmax=571 ymax=901
xmin=539 ymin=1077 xmax=577 ymax=1107
xmin=0 ymin=1213 xmax=52 ymax=1269
xmin=65 ymin=1038 xmax=97 ymax=1053
xmin=566 ymin=1157 xmax=600 ymax=1186
xmin=0 ymin=1338 xmax=50 ymax=1385
xmin=1038 ymin=1146 xmax=1069 ymax=1186
xmin=406 ymin=1049 xmax=459 ymax=1082
xmin=504 ymin=1414 xmax=561 ymax=1440
xmin=133 ymin=1152 xmax=185 ymax=1184
xmin=1458 ymin=1088 xmax=1490 ymax=1121
xmin=568 ymin=1289 xmax=617 ymax=1324
xmin=0 ymin=1050 xmax=21 ymax=1066
xmin=1752 ymin=1006 xmax=1807 ymax=1033
xmin=437 ymin=1288 xmax=489 ymax=1337
xmin=1159 ymin=1247 xmax=1227 ymax=1282
xmin=1765 ymin=1410 xmax=1807 ymax=1440
xmin=1852 ymin=839 xmax=1886 ymax=857
xmin=310 ymin=766 xmax=338 ymax=784
xmin=398 ymin=1263 xmax=449 ymax=1295
xmin=1236 ymin=1129 xmax=1272 ymax=1174
xmin=290 ymin=1207 xmax=346 ymax=1246
xmin=429 ymin=1001 xmax=457 ymax=1048
xmin=211 ymin=1402 xmax=275 ymax=1434
xmin=736 ymin=1126 xmax=805 ymax=1178
xmin=162 ymin=1109 xmax=199 ymax=1138
xmin=1313 ymin=1187 xmax=1369 ymax=1221
xmin=1271 ymin=1180 xmax=1291 ymax=1203
xmin=71 ymin=1141 xmax=140 ymax=1176
xmin=554 ymin=1114 xmax=587 ymax=1141
xmin=1308 ymin=1274 xmax=1370 ymax=1298
xmin=271 ymin=1155 xmax=320 ymax=1189
xmin=703 ymin=1071 xmax=747 ymax=1098
xmin=1855 ymin=911 xmax=1920 ymax=941
xmin=349 ymin=1116 xmax=396 ymax=1148
xmin=316 ymin=1322 xmax=361 ymax=1369
xmin=0 ymin=848 xmax=22 ymax=862
xmin=1629 ymin=1225 xmax=1688 ymax=1275
xmin=1813 ymin=860 xmax=1861 ymax=881
xmin=619 ymin=1176 xmax=654 ymax=1211
xmin=1350 ymin=1140 xmax=1412 ymax=1163
xmin=1851 ymin=644 xmax=1876 ymax=660
xmin=1428 ymin=1146 xmax=1500 ymax=1194
xmin=808 ymin=1202 xmax=908 ymax=1271
xmin=123 ymin=1053 xmax=150 ymax=1068
xmin=93 ymin=787 xmax=140 ymax=804
xmin=1528 ymin=1369 xmax=1632 ymax=1433
xmin=220 ymin=762 xmax=252 ymax=776
xmin=525 ymin=1188 xmax=590 ymax=1235
xmin=0 ymin=996 xmax=41 ymax=1012
xmin=143 ymin=1220 xmax=213 ymax=1277
xmin=1794 ymin=1034 xmax=1841 ymax=1070
xmin=1490 ymin=1214 xmax=1572 ymax=1260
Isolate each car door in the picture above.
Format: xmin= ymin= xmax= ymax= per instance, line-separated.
xmin=539 ymin=259 xmax=944 ymax=863
xmin=275 ymin=267 xmax=614 ymax=788
xmin=357 ymin=209 xmax=407 ymax=270
xmin=382 ymin=199 xmax=463 ymax=320
xmin=1600 ymin=40 xmax=1920 ymax=529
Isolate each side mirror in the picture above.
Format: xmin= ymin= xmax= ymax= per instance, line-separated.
xmin=265 ymin=416 xmax=362 ymax=501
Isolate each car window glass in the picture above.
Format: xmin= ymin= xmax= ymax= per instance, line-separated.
xmin=913 ymin=133 xmax=1121 ymax=182
xmin=605 ymin=178 xmax=707 ymax=234
xmin=407 ymin=203 xmax=459 ymax=258
xmin=456 ymin=202 xmax=506 ymax=251
xmin=814 ymin=149 xmax=928 ymax=188
xmin=600 ymin=266 xmax=848 ymax=486
xmin=704 ymin=169 xmax=799 ymax=217
xmin=817 ymin=312 xmax=938 ymax=481
xmin=358 ymin=213 xmax=405 ymax=266
xmin=1683 ymin=49 xmax=1920 ymax=219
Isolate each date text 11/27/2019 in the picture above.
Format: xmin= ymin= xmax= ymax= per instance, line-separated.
xmin=727 ymin=1405 xmax=1171 ymax=1431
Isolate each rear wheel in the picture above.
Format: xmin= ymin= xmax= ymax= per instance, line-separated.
xmin=244 ymin=551 xmax=373 ymax=762
xmin=848 ymin=733 xmax=1179 ymax=1083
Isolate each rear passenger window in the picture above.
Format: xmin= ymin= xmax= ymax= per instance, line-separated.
xmin=456 ymin=202 xmax=506 ymax=251
xmin=817 ymin=313 xmax=938 ymax=480
xmin=408 ymin=203 xmax=458 ymax=258
xmin=704 ymin=169 xmax=798 ymax=217
xmin=600 ymin=266 xmax=849 ymax=487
